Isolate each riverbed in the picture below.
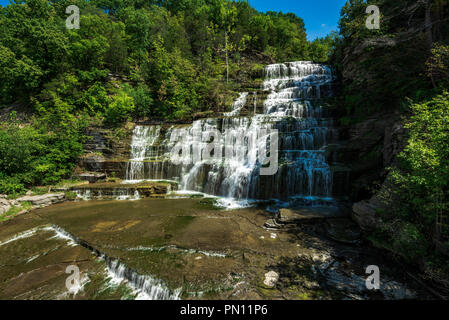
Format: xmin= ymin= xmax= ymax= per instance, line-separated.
xmin=0 ymin=198 xmax=429 ymax=300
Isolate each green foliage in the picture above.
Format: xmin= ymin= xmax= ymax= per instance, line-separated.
xmin=0 ymin=110 xmax=85 ymax=191
xmin=126 ymin=84 xmax=154 ymax=117
xmin=145 ymin=37 xmax=199 ymax=119
xmin=427 ymin=43 xmax=449 ymax=87
xmin=0 ymin=0 xmax=319 ymax=117
xmin=105 ymin=91 xmax=135 ymax=126
xmin=392 ymin=92 xmax=449 ymax=225
xmin=376 ymin=92 xmax=449 ymax=264
xmin=369 ymin=221 xmax=428 ymax=264
xmin=0 ymin=175 xmax=26 ymax=195
xmin=308 ymin=32 xmax=338 ymax=63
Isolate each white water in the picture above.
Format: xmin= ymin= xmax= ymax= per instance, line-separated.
xmin=104 ymin=258 xmax=181 ymax=300
xmin=0 ymin=227 xmax=40 ymax=247
xmin=75 ymin=188 xmax=142 ymax=201
xmin=0 ymin=225 xmax=181 ymax=300
xmin=126 ymin=125 xmax=162 ymax=181
xmin=49 ymin=224 xmax=180 ymax=300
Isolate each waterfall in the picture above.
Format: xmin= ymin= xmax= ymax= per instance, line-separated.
xmin=124 ymin=61 xmax=336 ymax=205
xmin=126 ymin=125 xmax=161 ymax=181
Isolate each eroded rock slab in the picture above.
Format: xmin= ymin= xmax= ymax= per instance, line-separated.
xmin=276 ymin=207 xmax=346 ymax=224
xmin=73 ymin=182 xmax=175 ymax=200
xmin=17 ymin=193 xmax=65 ymax=207
xmin=77 ymin=173 xmax=107 ymax=184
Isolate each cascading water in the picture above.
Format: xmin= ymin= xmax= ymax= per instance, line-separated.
xmin=126 ymin=125 xmax=162 ymax=181
xmin=124 ymin=61 xmax=337 ymax=205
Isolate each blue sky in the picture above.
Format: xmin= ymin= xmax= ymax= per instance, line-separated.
xmin=0 ymin=0 xmax=347 ymax=40
xmin=249 ymin=0 xmax=347 ymax=40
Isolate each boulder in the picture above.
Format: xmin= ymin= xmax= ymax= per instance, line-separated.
xmin=17 ymin=193 xmax=65 ymax=207
xmin=263 ymin=271 xmax=279 ymax=287
xmin=276 ymin=207 xmax=345 ymax=224
xmin=0 ymin=198 xmax=11 ymax=215
xmin=324 ymin=219 xmax=361 ymax=244
xmin=352 ymin=198 xmax=384 ymax=231
xmin=264 ymin=219 xmax=280 ymax=229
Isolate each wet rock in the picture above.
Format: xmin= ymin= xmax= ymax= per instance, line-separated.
xmin=263 ymin=271 xmax=279 ymax=287
xmin=381 ymin=282 xmax=415 ymax=300
xmin=83 ymin=127 xmax=132 ymax=159
xmin=324 ymin=266 xmax=368 ymax=294
xmin=309 ymin=248 xmax=417 ymax=300
xmin=324 ymin=219 xmax=361 ymax=244
xmin=77 ymin=172 xmax=107 ymax=184
xmin=303 ymin=279 xmax=320 ymax=290
xmin=78 ymin=155 xmax=127 ymax=177
xmin=276 ymin=207 xmax=345 ymax=224
xmin=73 ymin=182 xmax=171 ymax=200
xmin=264 ymin=219 xmax=280 ymax=229
xmin=17 ymin=193 xmax=65 ymax=207
xmin=53 ymin=187 xmax=70 ymax=192
xmin=352 ymin=197 xmax=384 ymax=231
xmin=0 ymin=198 xmax=11 ymax=215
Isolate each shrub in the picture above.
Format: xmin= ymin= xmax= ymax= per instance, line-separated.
xmin=0 ymin=175 xmax=25 ymax=195
xmin=104 ymin=91 xmax=135 ymax=126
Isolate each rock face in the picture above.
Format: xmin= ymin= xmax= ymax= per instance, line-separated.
xmin=84 ymin=127 xmax=132 ymax=159
xmin=337 ymin=115 xmax=408 ymax=232
xmin=263 ymin=271 xmax=279 ymax=287
xmin=337 ymin=116 xmax=397 ymax=201
xmin=17 ymin=193 xmax=65 ymax=207
xmin=383 ymin=122 xmax=407 ymax=168
xmin=77 ymin=126 xmax=133 ymax=177
xmin=332 ymin=114 xmax=407 ymax=205
xmin=352 ymin=199 xmax=383 ymax=231
xmin=76 ymin=172 xmax=107 ymax=184
xmin=78 ymin=155 xmax=127 ymax=177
